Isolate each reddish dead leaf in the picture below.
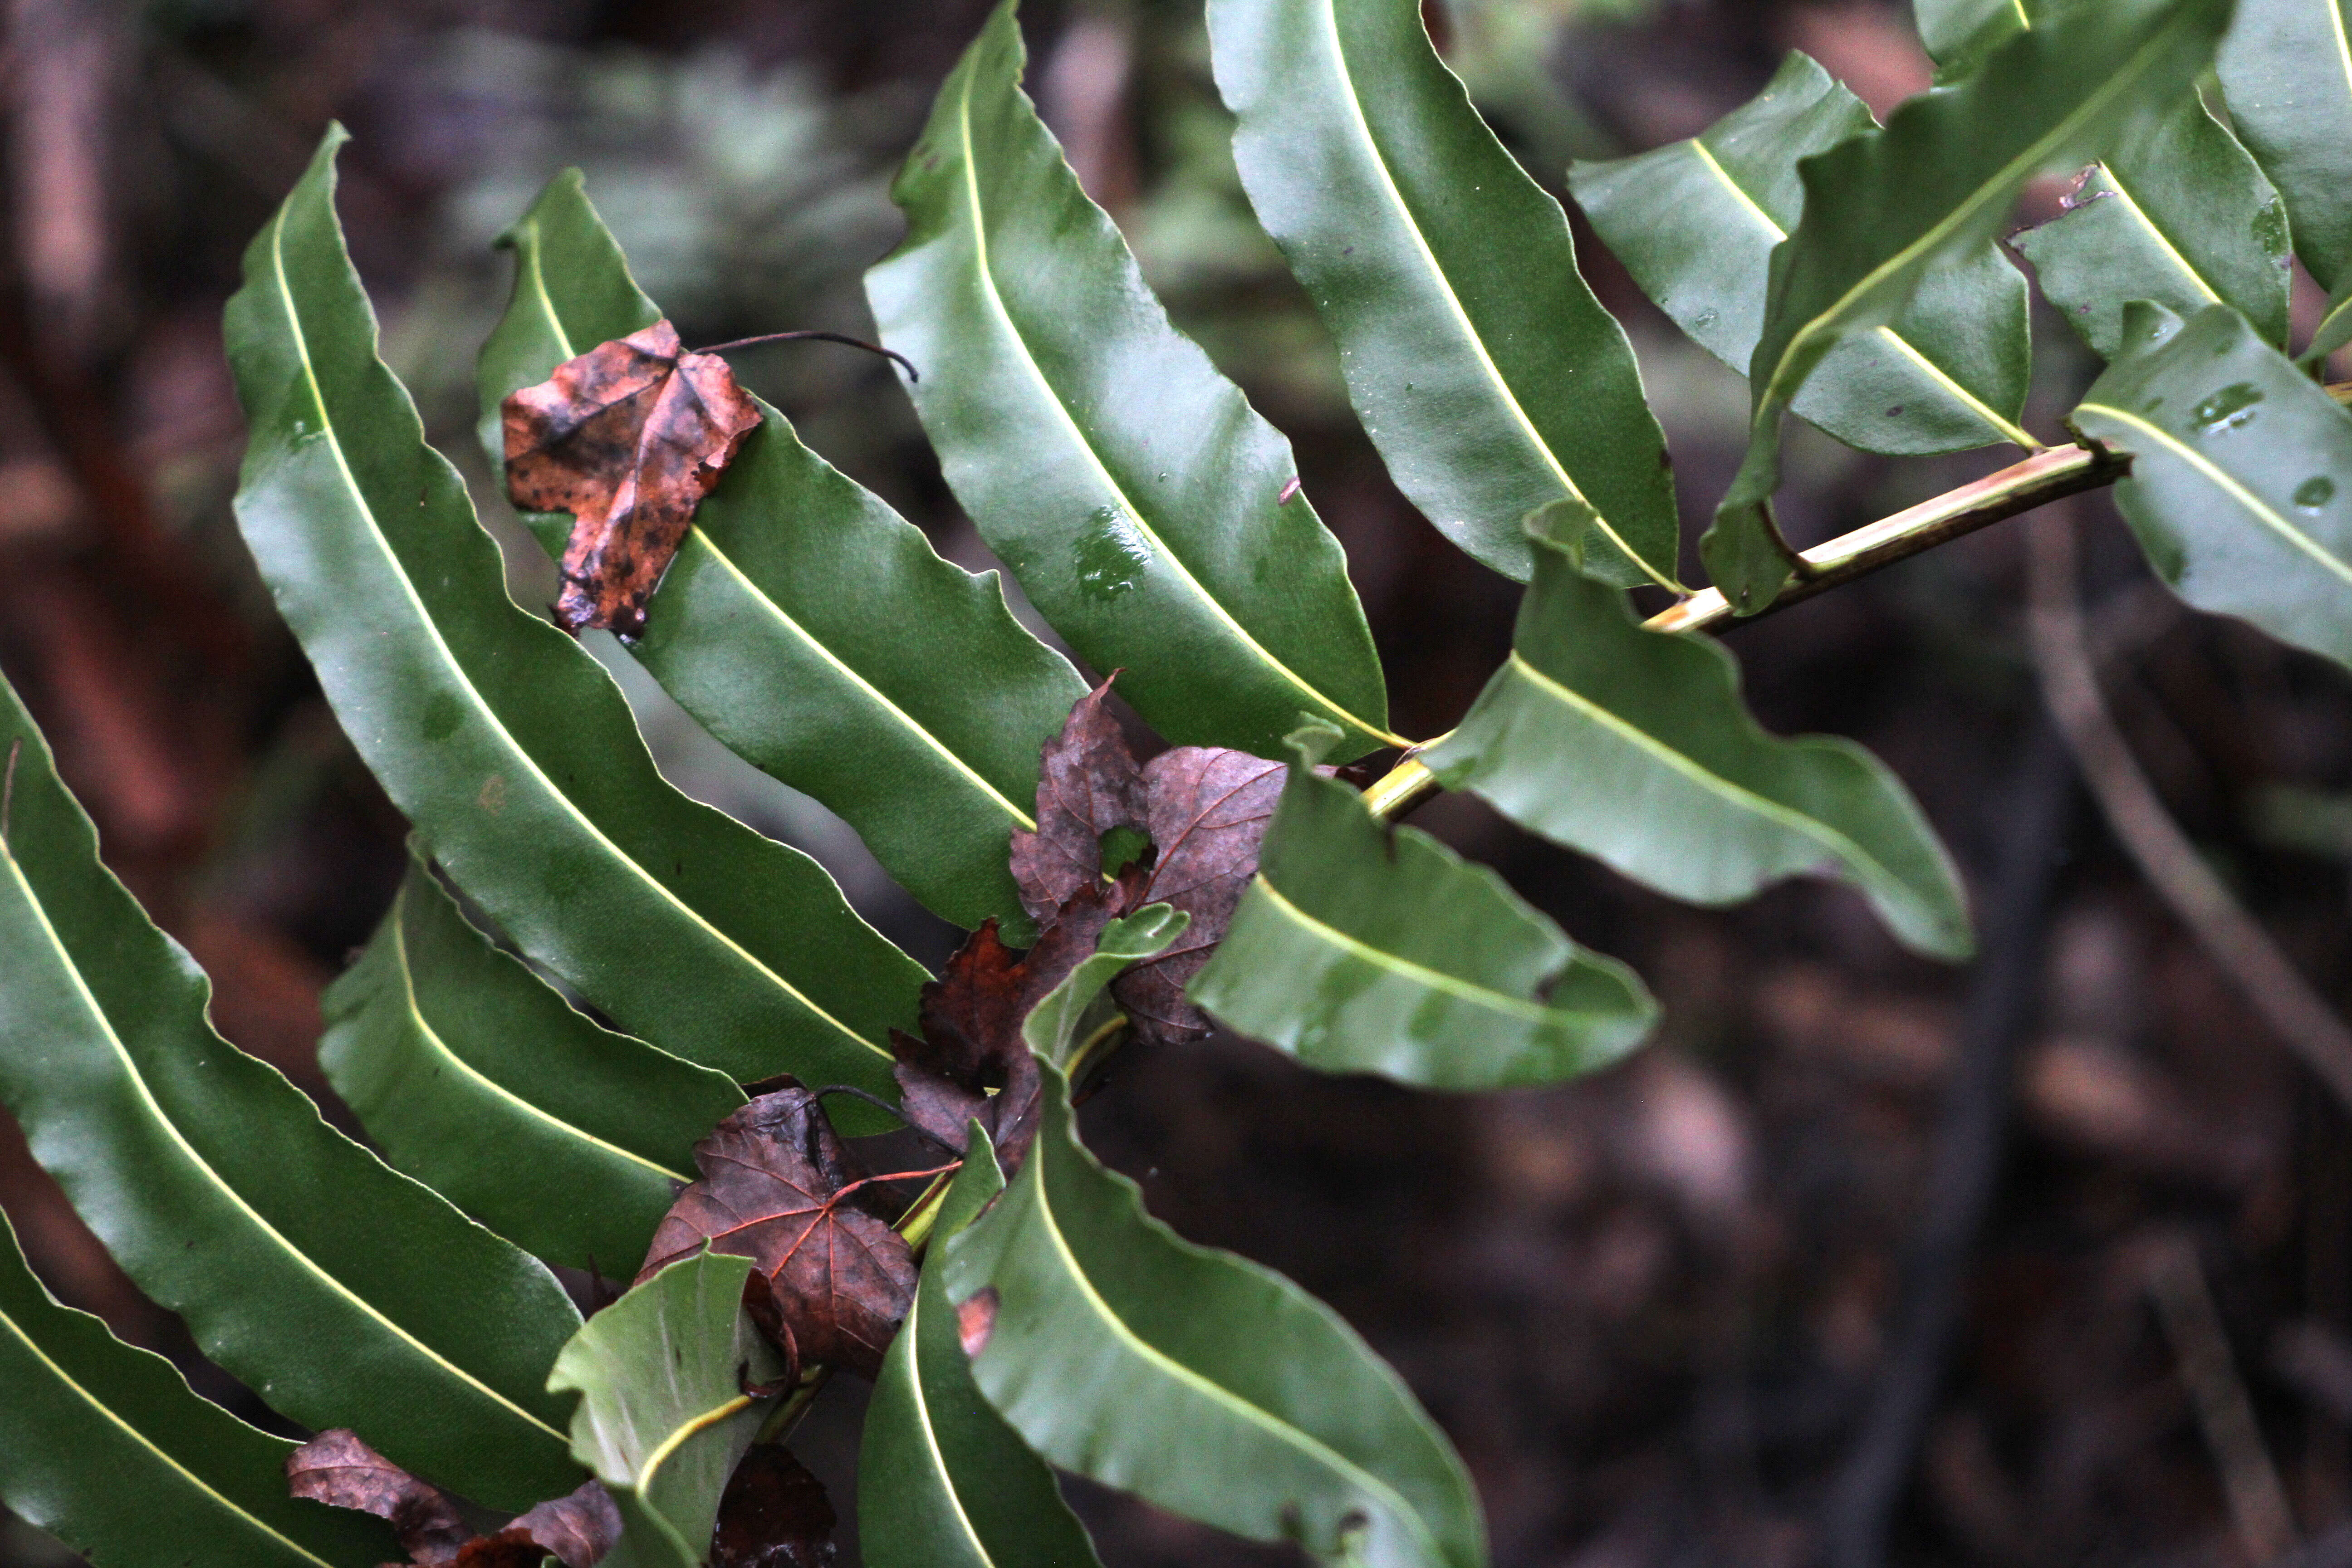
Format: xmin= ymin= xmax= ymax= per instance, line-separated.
xmin=286 ymin=1431 xmax=618 ymax=1568
xmin=711 ymin=1445 xmax=837 ymax=1568
xmin=638 ymin=1084 xmax=919 ymax=1378
xmin=1007 ymin=678 xmax=1148 ymax=924
xmin=502 ymin=320 xmax=763 ymax=638
xmin=286 ymin=1429 xmax=470 ymax=1563
xmin=895 ymin=919 xmax=1027 ymax=1092
xmin=889 ymin=880 xmax=1147 ymax=1171
xmin=1111 ymin=746 xmax=1285 ymax=1049
xmin=475 ymin=1485 xmax=622 ymax=1568
xmin=890 ymin=916 xmax=1049 ymax=1165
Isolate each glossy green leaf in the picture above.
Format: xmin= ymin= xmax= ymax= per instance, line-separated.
xmin=1021 ymin=904 xmax=1187 ymax=1066
xmin=2014 ymin=92 xmax=2291 ymax=359
xmin=225 ymin=128 xmax=926 ymax=1093
xmin=859 ymin=1132 xmax=1103 ymax=1568
xmin=0 ymin=1210 xmax=394 ymax=1568
xmin=2073 ymin=302 xmax=2352 ymax=669
xmin=1916 ymin=0 xmax=2036 ymax=79
xmin=866 ymin=2 xmax=1396 ymax=760
xmin=0 ymin=672 xmax=583 ymax=1507
xmin=479 ymin=172 xmax=1089 ymax=939
xmin=943 ymin=1056 xmax=1488 ymax=1568
xmin=1423 ymin=505 xmax=1971 ymax=960
xmin=2217 ymin=0 xmax=2352 ymax=289
xmin=321 ymin=851 xmax=746 ymax=1274
xmin=1209 ymin=0 xmax=1678 ymax=588
xmin=1707 ymin=0 xmax=2233 ymax=613
xmin=1191 ymin=724 xmax=1656 ymax=1089
xmin=1569 ymin=52 xmax=2034 ymax=459
xmin=547 ymin=1251 xmax=785 ymax=1568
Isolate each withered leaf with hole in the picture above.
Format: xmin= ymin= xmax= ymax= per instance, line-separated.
xmin=1007 ymin=678 xmax=1148 ymax=924
xmin=637 ymin=1084 xmax=917 ymax=1378
xmin=711 ymin=1445 xmax=838 ymax=1568
xmin=286 ymin=1430 xmax=620 ymax=1568
xmin=1111 ymin=746 xmax=1284 ymax=1049
xmin=502 ymin=320 xmax=763 ymax=638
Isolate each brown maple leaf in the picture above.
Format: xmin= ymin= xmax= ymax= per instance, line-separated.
xmin=287 ymin=1430 xmax=620 ymax=1568
xmin=711 ymin=1445 xmax=837 ymax=1568
xmin=1111 ymin=745 xmax=1285 ymax=1049
xmin=502 ymin=320 xmax=763 ymax=638
xmin=637 ymin=1084 xmax=923 ymax=1379
xmin=1007 ymin=678 xmax=1148 ymax=924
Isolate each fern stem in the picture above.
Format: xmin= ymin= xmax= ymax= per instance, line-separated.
xmin=1362 ymin=441 xmax=2124 ymax=822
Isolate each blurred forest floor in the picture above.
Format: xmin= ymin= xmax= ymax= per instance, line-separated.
xmin=3 ymin=0 xmax=2352 ymax=1565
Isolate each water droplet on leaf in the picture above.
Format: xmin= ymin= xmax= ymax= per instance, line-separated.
xmin=2296 ymin=476 xmax=2337 ymax=510
xmin=2191 ymin=382 xmax=2264 ymax=433
xmin=1076 ymin=507 xmax=1152 ymax=598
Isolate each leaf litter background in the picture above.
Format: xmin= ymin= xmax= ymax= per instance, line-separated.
xmin=2 ymin=0 xmax=2352 ymax=1565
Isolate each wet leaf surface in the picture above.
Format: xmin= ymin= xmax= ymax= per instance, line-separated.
xmin=638 ymin=1085 xmax=920 ymax=1378
xmin=503 ymin=319 xmax=763 ymax=637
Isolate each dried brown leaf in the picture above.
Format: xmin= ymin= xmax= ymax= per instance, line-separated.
xmin=887 ymin=884 xmax=1143 ymax=1172
xmin=502 ymin=320 xmax=762 ymax=638
xmin=711 ymin=1445 xmax=838 ymax=1568
xmin=286 ymin=1429 xmax=471 ymax=1564
xmin=448 ymin=1484 xmax=621 ymax=1568
xmin=638 ymin=1085 xmax=918 ymax=1378
xmin=1112 ymin=746 xmax=1284 ymax=1048
xmin=286 ymin=1432 xmax=618 ymax=1568
xmin=1007 ymin=678 xmax=1147 ymax=923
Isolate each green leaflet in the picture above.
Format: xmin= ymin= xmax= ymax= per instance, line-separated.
xmin=0 ymin=673 xmax=583 ymax=1508
xmin=1916 ymin=0 xmax=2037 ymax=79
xmin=225 ymin=128 xmax=926 ymax=1093
xmin=859 ymin=1132 xmax=1103 ymax=1568
xmin=2217 ymin=0 xmax=2352 ymax=289
xmin=1569 ymin=52 xmax=2034 ymax=459
xmin=1209 ymin=0 xmax=1680 ymax=588
xmin=1021 ymin=905 xmax=1188 ymax=1066
xmin=548 ymin=1251 xmax=785 ymax=1568
xmin=2014 ymin=92 xmax=2291 ymax=359
xmin=943 ymin=1057 xmax=1488 ymax=1568
xmin=0 ymin=1210 xmax=394 ymax=1568
xmin=480 ymin=172 xmax=1089 ymax=940
xmin=2310 ymin=275 xmax=2352 ymax=364
xmin=1191 ymin=724 xmax=1656 ymax=1089
xmin=1423 ymin=505 xmax=1971 ymax=960
xmin=321 ymin=852 xmax=747 ymax=1274
xmin=1707 ymin=0 xmax=2233 ymax=614
xmin=866 ymin=2 xmax=1396 ymax=760
xmin=2073 ymin=302 xmax=2352 ymax=670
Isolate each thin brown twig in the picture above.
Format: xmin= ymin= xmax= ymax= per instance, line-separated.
xmin=691 ymin=329 xmax=918 ymax=382
xmin=2144 ymin=1230 xmax=2301 ymax=1564
xmin=2025 ymin=508 xmax=2352 ymax=1116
